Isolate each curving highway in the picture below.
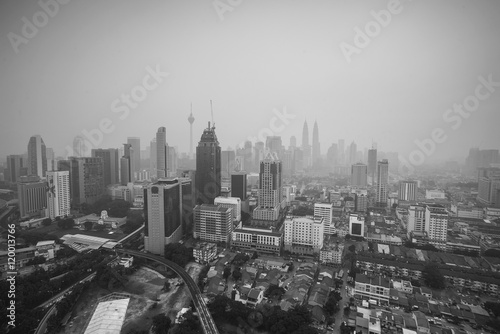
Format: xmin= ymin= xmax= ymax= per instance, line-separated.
xmin=115 ymin=249 xmax=219 ymax=334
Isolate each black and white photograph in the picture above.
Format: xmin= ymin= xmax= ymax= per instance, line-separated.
xmin=1 ymin=1 xmax=500 ymax=333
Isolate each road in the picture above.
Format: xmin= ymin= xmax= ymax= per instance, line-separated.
xmin=116 ymin=249 xmax=220 ymax=334
xmin=34 ymin=271 xmax=96 ymax=309
xmin=333 ymin=263 xmax=350 ymax=333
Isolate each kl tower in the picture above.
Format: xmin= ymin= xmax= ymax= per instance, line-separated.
xmin=188 ymin=104 xmax=195 ymax=159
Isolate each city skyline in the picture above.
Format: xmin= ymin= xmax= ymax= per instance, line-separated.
xmin=1 ymin=1 xmax=500 ymax=164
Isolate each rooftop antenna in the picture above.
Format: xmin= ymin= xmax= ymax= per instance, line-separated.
xmin=210 ymin=100 xmax=215 ymax=129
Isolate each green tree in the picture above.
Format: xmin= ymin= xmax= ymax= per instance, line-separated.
xmin=151 ymin=313 xmax=171 ymax=334
xmin=42 ymin=218 xmax=52 ymax=226
xmin=422 ymin=264 xmax=445 ymax=289
xmin=84 ymin=221 xmax=93 ymax=231
xmin=232 ymin=268 xmax=242 ymax=281
xmin=223 ymin=267 xmax=231 ymax=280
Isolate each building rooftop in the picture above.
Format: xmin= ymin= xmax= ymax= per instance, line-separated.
xmin=84 ymin=298 xmax=129 ymax=334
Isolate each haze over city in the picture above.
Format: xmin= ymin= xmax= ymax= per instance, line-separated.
xmin=2 ymin=2 xmax=500 ymax=334
xmin=1 ymin=0 xmax=500 ymax=163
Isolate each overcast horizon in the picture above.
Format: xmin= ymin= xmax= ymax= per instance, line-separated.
xmin=1 ymin=0 xmax=500 ymax=165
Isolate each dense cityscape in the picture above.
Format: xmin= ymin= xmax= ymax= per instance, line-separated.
xmin=1 ymin=1 xmax=500 ymax=334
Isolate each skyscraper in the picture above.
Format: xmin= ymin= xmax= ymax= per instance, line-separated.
xmin=127 ymin=137 xmax=141 ymax=173
xmin=376 ymin=159 xmax=389 ymax=207
xmin=221 ymin=150 xmax=236 ymax=179
xmin=18 ymin=175 xmax=47 ymax=218
xmin=195 ymin=122 xmax=221 ymax=205
xmin=27 ymin=135 xmax=47 ymax=178
xmin=150 ymin=138 xmax=157 ymax=174
xmin=91 ymin=148 xmax=119 ymax=186
xmin=312 ymin=120 xmax=320 ymax=166
xmin=156 ymin=127 xmax=167 ymax=178
xmin=351 ymin=163 xmax=368 ymax=188
xmin=302 ymin=120 xmax=311 ymax=168
xmin=231 ymin=172 xmax=247 ymax=201
xmin=252 ymin=152 xmax=283 ymax=224
xmin=367 ymin=148 xmax=377 ymax=184
xmin=6 ymin=155 xmax=24 ymax=183
xmin=399 ymin=180 xmax=417 ymax=201
xmin=348 ymin=141 xmax=357 ymax=166
xmin=73 ymin=135 xmax=89 ymax=158
xmin=120 ymin=143 xmax=134 ymax=185
xmin=46 ymin=171 xmax=70 ymax=219
xmin=144 ymin=178 xmax=191 ymax=255
xmin=266 ymin=136 xmax=283 ymax=157
xmin=338 ymin=139 xmax=345 ymax=165
xmin=58 ymin=157 xmax=104 ymax=205
xmin=289 ymin=136 xmax=297 ymax=149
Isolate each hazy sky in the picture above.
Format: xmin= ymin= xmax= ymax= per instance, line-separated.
xmin=1 ymin=0 xmax=499 ymax=164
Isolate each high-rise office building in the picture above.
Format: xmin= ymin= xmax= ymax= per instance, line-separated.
xmin=289 ymin=136 xmax=297 ymax=149
xmin=91 ymin=148 xmax=119 ymax=186
xmin=266 ymin=136 xmax=283 ymax=158
xmin=73 ymin=135 xmax=89 ymax=158
xmin=168 ymin=146 xmax=178 ymax=176
xmin=150 ymin=138 xmax=157 ymax=174
xmin=425 ymin=204 xmax=448 ymax=245
xmin=302 ymin=120 xmax=311 ymax=168
xmin=193 ymin=204 xmax=233 ymax=244
xmin=338 ymin=139 xmax=345 ymax=165
xmin=399 ymin=180 xmax=417 ymax=201
xmin=231 ymin=172 xmax=247 ymax=201
xmin=252 ymin=152 xmax=283 ymax=223
xmin=376 ymin=159 xmax=389 ymax=207
xmin=326 ymin=144 xmax=338 ymax=171
xmin=46 ymin=171 xmax=70 ymax=219
xmin=46 ymin=148 xmax=56 ymax=172
xmin=367 ymin=148 xmax=377 ymax=183
xmin=312 ymin=120 xmax=320 ymax=167
xmin=120 ymin=143 xmax=134 ymax=185
xmin=58 ymin=157 xmax=104 ymax=205
xmin=351 ymin=163 xmax=368 ymax=188
xmin=214 ymin=196 xmax=241 ymax=222
xmin=478 ymin=176 xmax=500 ymax=208
xmin=27 ymin=135 xmax=47 ymax=178
xmin=221 ymin=150 xmax=236 ymax=179
xmin=195 ymin=122 xmax=221 ymax=205
xmin=127 ymin=137 xmax=141 ymax=173
xmin=144 ymin=178 xmax=192 ymax=255
xmin=18 ymin=175 xmax=47 ymax=218
xmin=348 ymin=141 xmax=357 ymax=166
xmin=156 ymin=127 xmax=168 ymax=178
xmin=314 ymin=202 xmax=335 ymax=235
xmin=6 ymin=155 xmax=24 ymax=183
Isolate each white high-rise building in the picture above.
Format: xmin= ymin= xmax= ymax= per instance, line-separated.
xmin=408 ymin=204 xmax=426 ymax=235
xmin=46 ymin=171 xmax=70 ymax=219
xmin=283 ymin=216 xmax=324 ymax=254
xmin=214 ymin=196 xmax=241 ymax=222
xmin=314 ymin=202 xmax=335 ymax=235
xmin=425 ymin=204 xmax=448 ymax=244
xmin=193 ymin=204 xmax=233 ymax=244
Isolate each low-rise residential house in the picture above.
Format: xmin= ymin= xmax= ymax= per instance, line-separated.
xmin=354 ymin=274 xmax=390 ymax=305
xmin=246 ymin=288 xmax=264 ymax=307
